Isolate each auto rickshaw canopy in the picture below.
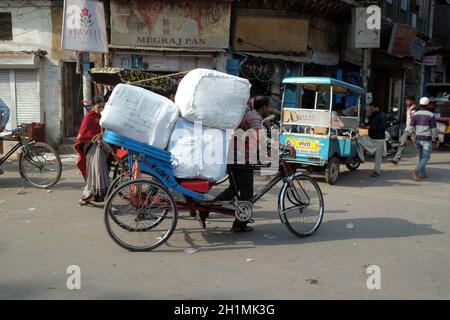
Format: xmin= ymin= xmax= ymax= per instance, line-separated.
xmin=282 ymin=77 xmax=364 ymax=95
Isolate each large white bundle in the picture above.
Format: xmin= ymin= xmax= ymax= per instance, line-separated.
xmin=168 ymin=119 xmax=232 ymax=181
xmin=100 ymin=84 xmax=179 ymax=149
xmin=175 ymin=68 xmax=251 ymax=130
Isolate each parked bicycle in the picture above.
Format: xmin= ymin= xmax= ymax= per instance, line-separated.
xmin=0 ymin=125 xmax=62 ymax=188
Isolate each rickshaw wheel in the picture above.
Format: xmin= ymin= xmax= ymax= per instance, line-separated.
xmin=104 ymin=178 xmax=178 ymax=251
xmin=346 ymin=158 xmax=361 ymax=171
xmin=278 ymin=173 xmax=324 ymax=237
xmin=325 ymin=157 xmax=340 ymax=185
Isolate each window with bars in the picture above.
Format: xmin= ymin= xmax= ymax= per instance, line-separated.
xmin=0 ymin=12 xmax=12 ymax=41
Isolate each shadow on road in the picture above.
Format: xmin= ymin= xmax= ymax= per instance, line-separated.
xmin=152 ymin=216 xmax=443 ymax=253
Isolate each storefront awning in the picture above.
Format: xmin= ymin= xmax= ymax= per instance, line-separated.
xmin=0 ymin=52 xmax=38 ymax=69
xmin=239 ymin=52 xmax=312 ymax=64
xmin=108 ymin=45 xmax=225 ymax=55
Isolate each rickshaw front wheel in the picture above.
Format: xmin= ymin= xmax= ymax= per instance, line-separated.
xmin=278 ymin=173 xmax=324 ymax=237
xmin=345 ymin=157 xmax=361 ymax=171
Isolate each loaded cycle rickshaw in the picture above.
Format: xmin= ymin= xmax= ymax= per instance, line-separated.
xmin=102 ymin=130 xmax=324 ymax=252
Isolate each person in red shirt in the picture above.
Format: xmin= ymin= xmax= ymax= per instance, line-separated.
xmin=75 ymin=96 xmax=110 ymax=205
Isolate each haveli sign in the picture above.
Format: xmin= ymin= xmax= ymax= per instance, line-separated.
xmin=61 ymin=0 xmax=108 ymax=53
xmin=110 ymin=0 xmax=231 ymax=48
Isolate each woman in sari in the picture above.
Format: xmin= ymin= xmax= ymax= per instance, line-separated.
xmin=75 ymin=96 xmax=110 ymax=205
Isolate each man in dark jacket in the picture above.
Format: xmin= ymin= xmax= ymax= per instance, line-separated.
xmin=357 ymin=105 xmax=387 ymax=177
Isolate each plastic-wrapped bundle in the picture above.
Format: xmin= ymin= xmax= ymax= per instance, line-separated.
xmin=168 ymin=118 xmax=232 ymax=181
xmin=175 ymin=69 xmax=251 ymax=130
xmin=100 ymin=84 xmax=179 ymax=149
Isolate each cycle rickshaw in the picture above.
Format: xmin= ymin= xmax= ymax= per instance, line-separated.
xmin=102 ymin=130 xmax=324 ymax=252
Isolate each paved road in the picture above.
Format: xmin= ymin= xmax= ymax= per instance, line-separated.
xmin=0 ymin=148 xmax=449 ymax=299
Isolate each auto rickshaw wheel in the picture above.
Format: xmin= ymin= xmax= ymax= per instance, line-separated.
xmin=346 ymin=157 xmax=361 ymax=171
xmin=325 ymin=157 xmax=340 ymax=185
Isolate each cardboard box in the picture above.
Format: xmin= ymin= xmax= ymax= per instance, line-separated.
xmin=358 ymin=128 xmax=369 ymax=137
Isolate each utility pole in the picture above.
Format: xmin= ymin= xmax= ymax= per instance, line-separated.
xmin=81 ymin=52 xmax=92 ymax=115
xmin=360 ymin=0 xmax=371 ymax=122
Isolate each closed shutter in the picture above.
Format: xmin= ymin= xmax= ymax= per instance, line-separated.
xmin=15 ymin=70 xmax=40 ymax=125
xmin=0 ymin=70 xmax=13 ymax=130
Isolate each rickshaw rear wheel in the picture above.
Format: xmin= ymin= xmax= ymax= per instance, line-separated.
xmin=278 ymin=173 xmax=324 ymax=237
xmin=104 ymin=178 xmax=178 ymax=251
xmin=325 ymin=157 xmax=340 ymax=185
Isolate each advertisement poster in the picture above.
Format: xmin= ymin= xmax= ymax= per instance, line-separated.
xmin=61 ymin=0 xmax=108 ymax=53
xmin=111 ymin=0 xmax=231 ymax=48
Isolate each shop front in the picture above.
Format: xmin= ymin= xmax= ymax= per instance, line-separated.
xmin=229 ymin=12 xmax=312 ymax=108
xmin=109 ymin=0 xmax=232 ymax=82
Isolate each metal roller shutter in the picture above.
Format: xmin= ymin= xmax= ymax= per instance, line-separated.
xmin=15 ymin=70 xmax=40 ymax=125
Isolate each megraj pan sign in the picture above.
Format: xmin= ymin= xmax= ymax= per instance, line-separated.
xmin=61 ymin=0 xmax=108 ymax=53
xmin=110 ymin=0 xmax=232 ymax=48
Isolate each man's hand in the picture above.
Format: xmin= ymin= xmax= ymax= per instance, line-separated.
xmin=434 ymin=140 xmax=440 ymax=148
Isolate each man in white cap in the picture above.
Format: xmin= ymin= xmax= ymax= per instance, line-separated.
xmin=409 ymin=97 xmax=439 ymax=181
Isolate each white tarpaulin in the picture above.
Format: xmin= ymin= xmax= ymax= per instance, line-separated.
xmin=175 ymin=69 xmax=251 ymax=130
xmin=168 ymin=119 xmax=232 ymax=181
xmin=61 ymin=0 xmax=108 ymax=53
xmin=100 ymin=84 xmax=179 ymax=148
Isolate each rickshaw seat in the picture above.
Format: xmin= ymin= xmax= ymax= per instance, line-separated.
xmin=116 ymin=149 xmax=128 ymax=159
xmin=179 ymin=179 xmax=212 ymax=194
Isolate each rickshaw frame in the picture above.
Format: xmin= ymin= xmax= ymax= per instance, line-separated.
xmin=280 ymin=77 xmax=365 ymax=185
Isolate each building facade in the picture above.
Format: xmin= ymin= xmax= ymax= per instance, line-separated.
xmin=0 ymin=0 xmax=438 ymax=145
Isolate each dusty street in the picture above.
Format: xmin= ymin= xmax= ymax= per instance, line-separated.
xmin=0 ymin=148 xmax=449 ymax=299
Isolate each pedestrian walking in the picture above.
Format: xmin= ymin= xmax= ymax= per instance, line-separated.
xmin=390 ymin=96 xmax=417 ymax=165
xmin=410 ymin=97 xmax=439 ymax=181
xmin=74 ymin=96 xmax=110 ymax=205
xmin=357 ymin=105 xmax=387 ymax=177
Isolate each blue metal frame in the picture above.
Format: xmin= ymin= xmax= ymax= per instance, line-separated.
xmin=103 ymin=130 xmax=209 ymax=201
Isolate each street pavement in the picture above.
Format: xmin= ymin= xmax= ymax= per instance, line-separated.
xmin=0 ymin=147 xmax=449 ymax=299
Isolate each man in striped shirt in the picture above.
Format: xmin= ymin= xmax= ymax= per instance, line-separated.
xmin=198 ymin=96 xmax=271 ymax=232
xmin=409 ymin=97 xmax=439 ymax=181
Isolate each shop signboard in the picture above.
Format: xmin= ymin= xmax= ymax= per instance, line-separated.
xmin=61 ymin=0 xmax=108 ymax=53
xmin=111 ymin=0 xmax=231 ymax=48
xmin=388 ymin=23 xmax=417 ymax=57
xmin=233 ymin=15 xmax=309 ymax=52
xmin=423 ymin=55 xmax=443 ymax=66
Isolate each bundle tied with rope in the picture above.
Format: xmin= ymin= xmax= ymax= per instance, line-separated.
xmin=89 ymin=67 xmax=190 ymax=97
